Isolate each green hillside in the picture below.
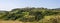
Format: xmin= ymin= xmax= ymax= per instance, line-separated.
xmin=0 ymin=7 xmax=60 ymax=23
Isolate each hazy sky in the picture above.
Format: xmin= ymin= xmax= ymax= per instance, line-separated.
xmin=0 ymin=0 xmax=60 ymax=11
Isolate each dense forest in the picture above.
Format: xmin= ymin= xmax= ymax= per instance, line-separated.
xmin=0 ymin=7 xmax=60 ymax=23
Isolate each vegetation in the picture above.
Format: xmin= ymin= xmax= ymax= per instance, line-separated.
xmin=0 ymin=7 xmax=60 ymax=23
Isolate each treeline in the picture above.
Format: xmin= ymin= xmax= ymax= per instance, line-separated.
xmin=0 ymin=7 xmax=60 ymax=22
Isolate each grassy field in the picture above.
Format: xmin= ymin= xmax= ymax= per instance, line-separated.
xmin=0 ymin=20 xmax=39 ymax=23
xmin=39 ymin=15 xmax=60 ymax=23
xmin=0 ymin=20 xmax=23 ymax=23
xmin=0 ymin=15 xmax=60 ymax=23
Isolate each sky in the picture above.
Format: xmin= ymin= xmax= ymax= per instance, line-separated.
xmin=0 ymin=0 xmax=60 ymax=11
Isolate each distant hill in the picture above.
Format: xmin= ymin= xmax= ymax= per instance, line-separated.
xmin=53 ymin=8 xmax=60 ymax=10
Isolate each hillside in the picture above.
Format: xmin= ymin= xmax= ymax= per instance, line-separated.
xmin=0 ymin=7 xmax=60 ymax=23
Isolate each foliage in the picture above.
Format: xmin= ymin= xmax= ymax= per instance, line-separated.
xmin=0 ymin=7 xmax=60 ymax=22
